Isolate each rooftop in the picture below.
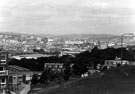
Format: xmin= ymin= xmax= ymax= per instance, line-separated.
xmin=11 ymin=54 xmax=53 ymax=59
xmin=9 ymin=65 xmax=30 ymax=71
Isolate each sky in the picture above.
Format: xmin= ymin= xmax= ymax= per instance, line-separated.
xmin=0 ymin=0 xmax=135 ymax=35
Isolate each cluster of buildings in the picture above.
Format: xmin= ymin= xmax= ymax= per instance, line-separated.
xmin=0 ymin=33 xmax=100 ymax=57
xmin=0 ymin=33 xmax=48 ymax=53
xmin=0 ymin=51 xmax=41 ymax=94
xmin=0 ymin=50 xmax=67 ymax=94
xmin=0 ymin=33 xmax=135 ymax=57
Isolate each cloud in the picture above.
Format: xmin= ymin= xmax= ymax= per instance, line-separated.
xmin=77 ymin=1 xmax=110 ymax=9
xmin=0 ymin=0 xmax=134 ymax=34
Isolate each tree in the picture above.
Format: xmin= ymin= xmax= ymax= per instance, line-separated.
xmin=63 ymin=63 xmax=71 ymax=81
xmin=31 ymin=74 xmax=38 ymax=85
xmin=63 ymin=69 xmax=70 ymax=81
xmin=55 ymin=72 xmax=63 ymax=86
xmin=39 ymin=68 xmax=51 ymax=84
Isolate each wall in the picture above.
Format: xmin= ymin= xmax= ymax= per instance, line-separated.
xmin=20 ymin=83 xmax=31 ymax=94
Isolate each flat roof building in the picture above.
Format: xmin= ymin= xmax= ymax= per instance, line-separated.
xmin=0 ymin=51 xmax=8 ymax=94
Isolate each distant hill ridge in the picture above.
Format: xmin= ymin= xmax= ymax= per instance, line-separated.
xmin=0 ymin=32 xmax=134 ymax=43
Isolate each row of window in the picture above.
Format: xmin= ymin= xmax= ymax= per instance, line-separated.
xmin=9 ymin=68 xmax=20 ymax=72
xmin=0 ymin=53 xmax=8 ymax=94
xmin=105 ymin=61 xmax=129 ymax=65
xmin=0 ymin=67 xmax=4 ymax=71
xmin=45 ymin=64 xmax=63 ymax=69
xmin=0 ymin=54 xmax=7 ymax=65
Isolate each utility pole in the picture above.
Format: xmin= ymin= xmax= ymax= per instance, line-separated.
xmin=121 ymin=33 xmax=133 ymax=65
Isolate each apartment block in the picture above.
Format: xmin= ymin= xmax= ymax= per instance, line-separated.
xmin=0 ymin=51 xmax=8 ymax=94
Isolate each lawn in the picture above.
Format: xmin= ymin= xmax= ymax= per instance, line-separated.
xmin=43 ymin=67 xmax=135 ymax=94
xmin=29 ymin=77 xmax=78 ymax=94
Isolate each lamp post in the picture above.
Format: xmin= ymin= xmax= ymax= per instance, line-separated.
xmin=120 ymin=33 xmax=133 ymax=63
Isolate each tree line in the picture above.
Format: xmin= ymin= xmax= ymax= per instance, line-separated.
xmin=9 ymin=47 xmax=135 ymax=76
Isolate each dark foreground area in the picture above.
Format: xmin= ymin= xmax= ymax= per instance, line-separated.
xmin=42 ymin=67 xmax=135 ymax=94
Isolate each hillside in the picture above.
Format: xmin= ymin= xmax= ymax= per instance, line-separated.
xmin=0 ymin=32 xmax=134 ymax=44
xmin=44 ymin=67 xmax=135 ymax=94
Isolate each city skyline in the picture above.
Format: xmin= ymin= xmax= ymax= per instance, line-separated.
xmin=0 ymin=0 xmax=135 ymax=35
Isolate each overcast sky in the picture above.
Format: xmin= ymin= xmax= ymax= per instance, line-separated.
xmin=0 ymin=0 xmax=135 ymax=35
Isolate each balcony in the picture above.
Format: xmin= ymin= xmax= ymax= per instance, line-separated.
xmin=0 ymin=70 xmax=8 ymax=76
xmin=0 ymin=60 xmax=7 ymax=65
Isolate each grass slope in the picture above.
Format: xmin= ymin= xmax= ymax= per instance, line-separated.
xmin=45 ymin=68 xmax=135 ymax=94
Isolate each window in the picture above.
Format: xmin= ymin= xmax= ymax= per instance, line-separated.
xmin=44 ymin=65 xmax=46 ymax=67
xmin=18 ymin=76 xmax=22 ymax=82
xmin=49 ymin=65 xmax=51 ymax=68
xmin=1 ymin=78 xmax=5 ymax=83
xmin=13 ymin=77 xmax=16 ymax=79
xmin=53 ymin=65 xmax=56 ymax=68
xmin=58 ymin=69 xmax=61 ymax=71
xmin=122 ymin=62 xmax=125 ymax=65
xmin=1 ymin=78 xmax=6 ymax=85
xmin=46 ymin=65 xmax=49 ymax=68
xmin=125 ymin=62 xmax=129 ymax=64
xmin=18 ymin=76 xmax=22 ymax=79
xmin=55 ymin=65 xmax=57 ymax=68
xmin=0 ymin=67 xmax=3 ymax=71
xmin=114 ymin=62 xmax=116 ymax=65
xmin=57 ymin=65 xmax=59 ymax=68
xmin=106 ymin=62 xmax=108 ymax=64
xmin=59 ymin=65 xmax=63 ymax=68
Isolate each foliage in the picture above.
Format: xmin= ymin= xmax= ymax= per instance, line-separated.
xmin=8 ymin=47 xmax=135 ymax=77
xmin=39 ymin=68 xmax=51 ymax=84
xmin=63 ymin=65 xmax=71 ymax=81
xmin=31 ymin=74 xmax=38 ymax=85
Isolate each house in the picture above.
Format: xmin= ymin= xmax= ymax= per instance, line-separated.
xmin=104 ymin=59 xmax=129 ymax=69
xmin=0 ymin=51 xmax=8 ymax=94
xmin=8 ymin=70 xmax=41 ymax=94
xmin=9 ymin=71 xmax=41 ymax=84
xmin=44 ymin=63 xmax=64 ymax=72
xmin=8 ymin=65 xmax=41 ymax=94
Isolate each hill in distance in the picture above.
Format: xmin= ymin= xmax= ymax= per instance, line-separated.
xmin=1 ymin=32 xmax=134 ymax=43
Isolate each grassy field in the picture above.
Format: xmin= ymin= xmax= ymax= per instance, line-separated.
xmin=43 ymin=67 xmax=135 ymax=94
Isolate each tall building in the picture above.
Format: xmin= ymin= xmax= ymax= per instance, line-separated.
xmin=0 ymin=51 xmax=8 ymax=94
